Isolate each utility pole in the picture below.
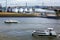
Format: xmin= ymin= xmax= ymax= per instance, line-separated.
xmin=26 ymin=2 xmax=27 ymax=7
xmin=6 ymin=0 xmax=7 ymax=12
xmin=25 ymin=0 xmax=27 ymax=7
xmin=42 ymin=1 xmax=44 ymax=6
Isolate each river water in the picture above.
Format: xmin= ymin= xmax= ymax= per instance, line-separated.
xmin=0 ymin=17 xmax=60 ymax=40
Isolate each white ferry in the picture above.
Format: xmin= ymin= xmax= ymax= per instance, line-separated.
xmin=32 ymin=28 xmax=57 ymax=37
xmin=4 ymin=20 xmax=18 ymax=23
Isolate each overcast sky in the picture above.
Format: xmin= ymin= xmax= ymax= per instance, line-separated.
xmin=0 ymin=0 xmax=60 ymax=7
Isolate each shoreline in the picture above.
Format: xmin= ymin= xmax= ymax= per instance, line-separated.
xmin=0 ymin=12 xmax=37 ymax=17
xmin=0 ymin=12 xmax=60 ymax=19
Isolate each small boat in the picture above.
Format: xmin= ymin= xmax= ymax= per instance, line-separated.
xmin=32 ymin=28 xmax=57 ymax=37
xmin=4 ymin=20 xmax=18 ymax=23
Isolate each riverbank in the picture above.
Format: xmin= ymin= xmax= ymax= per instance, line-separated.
xmin=0 ymin=12 xmax=40 ymax=17
xmin=0 ymin=12 xmax=60 ymax=19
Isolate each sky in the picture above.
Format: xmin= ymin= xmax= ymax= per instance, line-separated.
xmin=0 ymin=0 xmax=60 ymax=7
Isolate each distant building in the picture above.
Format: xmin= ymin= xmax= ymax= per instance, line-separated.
xmin=12 ymin=7 xmax=18 ymax=13
xmin=18 ymin=8 xmax=24 ymax=13
xmin=35 ymin=8 xmax=55 ymax=13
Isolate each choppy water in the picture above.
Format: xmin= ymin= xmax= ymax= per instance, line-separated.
xmin=0 ymin=17 xmax=60 ymax=40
